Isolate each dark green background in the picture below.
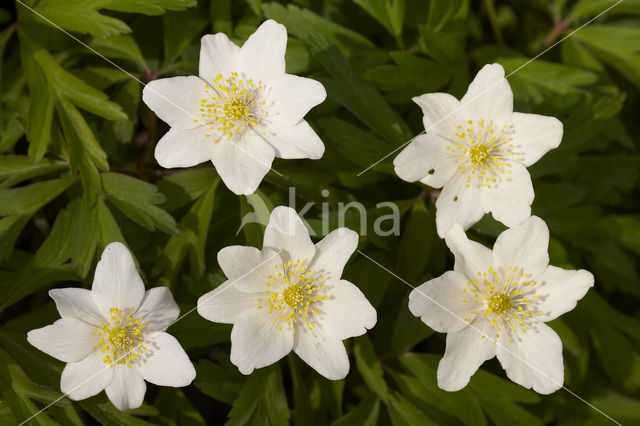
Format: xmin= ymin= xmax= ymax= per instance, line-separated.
xmin=0 ymin=0 xmax=639 ymax=424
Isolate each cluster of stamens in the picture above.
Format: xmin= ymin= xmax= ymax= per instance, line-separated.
xmin=195 ymin=72 xmax=271 ymax=142
xmin=93 ymin=307 xmax=148 ymax=367
xmin=447 ymin=119 xmax=521 ymax=189
xmin=258 ymin=259 xmax=328 ymax=333
xmin=461 ymin=266 xmax=543 ymax=342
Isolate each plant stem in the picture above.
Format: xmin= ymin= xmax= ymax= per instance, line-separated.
xmin=484 ymin=0 xmax=504 ymax=44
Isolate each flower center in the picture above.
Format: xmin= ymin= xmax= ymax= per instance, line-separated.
xmin=460 ymin=266 xmax=544 ymax=342
xmin=487 ymin=292 xmax=512 ymax=315
xmin=283 ymin=284 xmax=305 ymax=308
xmin=468 ymin=143 xmax=491 ymax=168
xmin=93 ymin=307 xmax=148 ymax=367
xmin=449 ymin=119 xmax=518 ymax=189
xmin=197 ymin=72 xmax=270 ymax=142
xmin=258 ymin=260 xmax=328 ymax=333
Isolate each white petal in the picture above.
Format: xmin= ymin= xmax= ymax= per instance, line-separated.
xmin=493 ymin=216 xmax=549 ymax=278
xmin=263 ymin=206 xmax=316 ymax=262
xmin=154 ymin=126 xmax=216 ymax=169
xmin=482 ymin=163 xmax=534 ymax=228
xmin=49 ymin=288 xmax=105 ymax=325
xmin=239 ymin=20 xmax=287 ymax=82
xmin=27 ymin=318 xmax=98 ymax=363
xmin=412 ymin=92 xmax=463 ymax=137
xmin=211 ymin=132 xmax=275 ymax=195
xmin=460 ymin=63 xmax=513 ymax=122
xmin=293 ymin=328 xmax=349 ymax=380
xmin=320 ymin=280 xmax=376 ymax=340
xmin=217 ymin=245 xmax=262 ymax=279
xmin=136 ymin=287 xmax=180 ymax=332
xmin=197 ymin=280 xmax=263 ymax=324
xmin=105 ymin=366 xmax=146 ymax=411
xmin=497 ymin=322 xmax=564 ymax=394
xmin=408 ymin=271 xmax=477 ymax=333
xmin=142 ymin=76 xmax=208 ymax=130
xmin=436 ymin=174 xmax=487 ymax=238
xmin=91 ymin=242 xmax=145 ymax=316
xmin=437 ymin=322 xmax=497 ymax=391
xmin=61 ymin=349 xmax=114 ymax=401
xmin=510 ymin=112 xmax=563 ymax=167
xmin=136 ymin=332 xmax=195 ymax=387
xmin=217 ymin=248 xmax=282 ymax=293
xmin=393 ymin=133 xmax=457 ymax=186
xmin=310 ymin=228 xmax=358 ymax=282
xmin=257 ymin=120 xmax=324 ymax=160
xmin=230 ymin=308 xmax=294 ymax=374
xmin=444 ymin=224 xmax=493 ymax=279
xmin=267 ymin=74 xmax=326 ymax=125
xmin=199 ymin=33 xmax=240 ymax=83
xmin=535 ymin=266 xmax=594 ymax=322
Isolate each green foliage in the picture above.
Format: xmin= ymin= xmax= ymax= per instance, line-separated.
xmin=1 ymin=0 xmax=640 ymax=425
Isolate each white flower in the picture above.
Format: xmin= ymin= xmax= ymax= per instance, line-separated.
xmin=394 ymin=63 xmax=563 ymax=237
xmin=197 ymin=206 xmax=376 ymax=379
xmin=142 ymin=19 xmax=326 ymax=195
xmin=27 ymin=242 xmax=196 ymax=410
xmin=408 ymin=217 xmax=593 ymax=394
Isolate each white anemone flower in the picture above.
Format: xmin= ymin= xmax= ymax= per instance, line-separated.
xmin=142 ymin=19 xmax=326 ymax=195
xmin=394 ymin=63 xmax=563 ymax=237
xmin=197 ymin=206 xmax=376 ymax=379
xmin=27 ymin=242 xmax=196 ymax=410
xmin=408 ymin=217 xmax=594 ymax=394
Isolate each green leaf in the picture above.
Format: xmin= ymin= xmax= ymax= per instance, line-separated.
xmin=0 ymin=156 xmax=67 ymax=188
xmin=193 ymin=359 xmax=243 ymax=404
xmin=70 ymin=198 xmax=100 ymax=277
xmin=34 ymin=204 xmax=74 ymax=267
xmin=498 ymin=58 xmax=598 ymax=103
xmin=262 ymin=4 xmax=375 ymax=54
xmin=152 ymin=388 xmax=206 ymax=426
xmin=388 ymin=391 xmax=435 ymax=426
xmin=90 ymin=35 xmax=147 ymax=70
xmin=157 ymin=169 xmax=218 ymax=212
xmin=227 ymin=365 xmax=289 ymax=426
xmin=24 ymin=35 xmax=127 ymax=121
xmin=102 ymin=172 xmax=178 ymax=234
xmin=163 ymin=8 xmax=208 ymax=66
xmin=0 ymin=175 xmax=74 ymax=216
xmin=153 ymin=178 xmax=220 ymax=285
xmin=353 ymin=336 xmax=390 ymax=402
xmin=353 ymin=0 xmax=406 ymax=45
xmin=25 ymin=0 xmax=194 ymax=37
xmin=19 ymin=33 xmax=55 ymax=162
xmin=0 ymin=348 xmax=61 ymax=426
xmin=567 ymin=0 xmax=640 ymax=23
xmin=239 ymin=190 xmax=273 ymax=248
xmin=332 ymin=395 xmax=379 ymax=426
xmin=309 ymin=34 xmax=410 ymax=146
xmin=363 ymin=52 xmax=450 ymax=101
xmin=576 ymin=25 xmax=640 ymax=89
xmin=396 ymin=200 xmax=434 ymax=282
xmin=317 ymin=118 xmax=395 ymax=169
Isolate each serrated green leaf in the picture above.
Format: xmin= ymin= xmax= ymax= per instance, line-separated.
xmin=152 ymin=178 xmax=219 ymax=285
xmin=102 ymin=172 xmax=178 ymax=234
xmin=0 ymin=175 xmax=74 ymax=216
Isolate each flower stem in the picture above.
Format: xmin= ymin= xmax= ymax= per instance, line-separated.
xmin=287 ymin=354 xmax=313 ymax=426
xmin=484 ymin=0 xmax=504 ymax=44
